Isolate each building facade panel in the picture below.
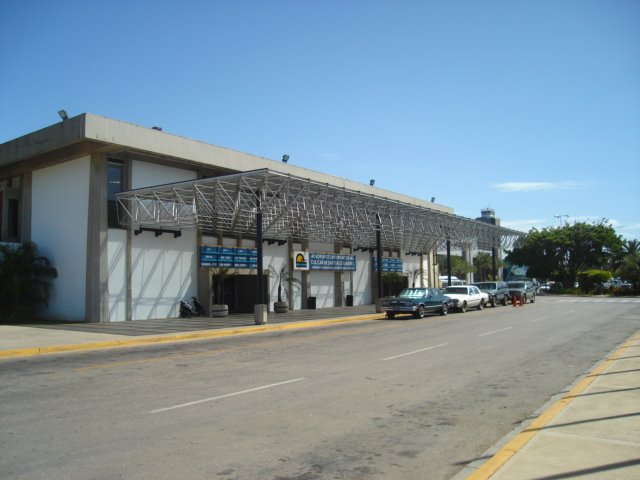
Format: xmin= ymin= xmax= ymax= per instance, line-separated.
xmin=31 ymin=156 xmax=90 ymax=320
xmin=107 ymin=228 xmax=127 ymax=321
xmin=130 ymin=229 xmax=197 ymax=319
xmin=353 ymin=251 xmax=372 ymax=305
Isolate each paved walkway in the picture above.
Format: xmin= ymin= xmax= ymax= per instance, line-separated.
xmin=0 ymin=305 xmax=381 ymax=355
xmin=1 ymin=306 xmax=639 ymax=479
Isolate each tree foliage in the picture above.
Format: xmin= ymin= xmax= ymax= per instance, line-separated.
xmin=473 ymin=252 xmax=503 ymax=281
xmin=0 ymin=242 xmax=58 ymax=322
xmin=616 ymin=251 xmax=640 ymax=290
xmin=437 ymin=254 xmax=473 ymax=279
xmin=577 ymin=269 xmax=611 ymax=293
xmin=382 ymin=272 xmax=407 ymax=296
xmin=506 ymin=221 xmax=622 ymax=288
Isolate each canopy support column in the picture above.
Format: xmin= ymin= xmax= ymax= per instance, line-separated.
xmin=492 ymin=246 xmax=497 ymax=281
xmin=446 ymin=239 xmax=452 ymax=287
xmin=375 ymin=213 xmax=383 ymax=312
xmin=254 ymin=190 xmax=267 ymax=324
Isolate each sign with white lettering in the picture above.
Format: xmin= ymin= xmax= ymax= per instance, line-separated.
xmin=293 ymin=251 xmax=356 ymax=271
xmin=373 ymin=257 xmax=403 ymax=273
xmin=200 ymin=246 xmax=258 ymax=268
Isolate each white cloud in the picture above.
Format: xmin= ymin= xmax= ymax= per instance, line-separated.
xmin=500 ymin=219 xmax=547 ymax=232
xmin=492 ymin=181 xmax=587 ymax=192
xmin=617 ymin=223 xmax=640 ymax=240
xmin=318 ymin=153 xmax=339 ymax=162
xmin=501 ymin=217 xmax=640 ymax=239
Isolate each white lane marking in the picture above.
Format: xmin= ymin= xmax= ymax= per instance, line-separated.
xmin=478 ymin=327 xmax=512 ymax=337
xmin=531 ymin=316 xmax=549 ymax=323
xmin=382 ymin=343 xmax=448 ymax=361
xmin=150 ymin=377 xmax=306 ymax=413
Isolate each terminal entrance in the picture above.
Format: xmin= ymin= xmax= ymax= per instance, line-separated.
xmin=219 ymin=274 xmax=269 ymax=313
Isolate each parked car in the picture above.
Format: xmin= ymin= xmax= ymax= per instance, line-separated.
xmin=381 ymin=287 xmax=451 ymax=319
xmin=444 ymin=285 xmax=489 ymax=312
xmin=472 ymin=281 xmax=510 ymax=307
xmin=439 ymin=275 xmax=466 ymax=287
xmin=507 ymin=280 xmax=537 ymax=303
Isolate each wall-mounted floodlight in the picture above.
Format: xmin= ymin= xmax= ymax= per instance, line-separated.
xmin=58 ymin=110 xmax=69 ymax=121
xmin=282 ymin=154 xmax=289 ymax=163
xmin=431 ymin=197 xmax=436 ymax=203
xmin=370 ymin=179 xmax=375 ymax=186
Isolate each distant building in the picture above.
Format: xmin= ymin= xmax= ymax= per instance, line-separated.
xmin=476 ymin=207 xmax=501 ymax=226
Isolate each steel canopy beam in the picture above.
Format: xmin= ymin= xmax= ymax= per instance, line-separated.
xmin=116 ymin=168 xmax=523 ymax=252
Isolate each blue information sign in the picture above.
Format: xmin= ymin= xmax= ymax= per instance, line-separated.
xmin=200 ymin=246 xmax=258 ymax=269
xmin=373 ymin=257 xmax=403 ymax=273
xmin=308 ymin=252 xmax=356 ymax=271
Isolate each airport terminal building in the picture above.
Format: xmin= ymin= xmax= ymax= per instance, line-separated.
xmin=0 ymin=114 xmax=520 ymax=323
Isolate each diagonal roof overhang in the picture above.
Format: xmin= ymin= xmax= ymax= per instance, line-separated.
xmin=115 ymin=168 xmax=523 ymax=252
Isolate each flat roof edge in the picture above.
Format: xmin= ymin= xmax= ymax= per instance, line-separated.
xmin=0 ymin=114 xmax=88 ymax=168
xmin=2 ymin=113 xmax=455 ymax=215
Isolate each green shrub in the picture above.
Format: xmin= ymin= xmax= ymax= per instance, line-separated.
xmin=0 ymin=242 xmax=58 ymax=322
xmin=577 ymin=269 xmax=611 ymax=293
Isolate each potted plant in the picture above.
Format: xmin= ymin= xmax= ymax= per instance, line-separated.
xmin=406 ymin=267 xmax=426 ymax=288
xmin=270 ymin=265 xmax=301 ymax=313
xmin=210 ymin=267 xmax=232 ymax=317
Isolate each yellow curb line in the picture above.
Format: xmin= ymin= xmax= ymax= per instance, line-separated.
xmin=466 ymin=330 xmax=640 ymax=480
xmin=0 ymin=313 xmax=386 ymax=359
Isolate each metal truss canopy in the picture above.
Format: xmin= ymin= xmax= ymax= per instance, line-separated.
xmin=116 ymin=169 xmax=523 ymax=252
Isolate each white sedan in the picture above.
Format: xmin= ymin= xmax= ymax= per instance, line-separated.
xmin=443 ymin=285 xmax=489 ymax=312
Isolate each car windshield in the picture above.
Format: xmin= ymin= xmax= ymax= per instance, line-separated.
xmin=446 ymin=287 xmax=468 ymax=294
xmin=508 ymin=282 xmax=525 ymax=288
xmin=398 ymin=288 xmax=427 ymax=298
xmin=475 ymin=283 xmax=496 ymax=289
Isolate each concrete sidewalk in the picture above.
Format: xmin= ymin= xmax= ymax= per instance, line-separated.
xmin=0 ymin=305 xmax=382 ymax=358
xmin=1 ymin=308 xmax=639 ymax=479
xmin=458 ymin=331 xmax=640 ymax=480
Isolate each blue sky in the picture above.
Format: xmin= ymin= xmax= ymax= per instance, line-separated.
xmin=2 ymin=0 xmax=639 ymax=239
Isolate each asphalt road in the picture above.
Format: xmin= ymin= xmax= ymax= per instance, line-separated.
xmin=1 ymin=296 xmax=638 ymax=480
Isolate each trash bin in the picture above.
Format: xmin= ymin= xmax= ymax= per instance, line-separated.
xmin=307 ymin=296 xmax=316 ymax=309
xmin=346 ymin=294 xmax=354 ymax=306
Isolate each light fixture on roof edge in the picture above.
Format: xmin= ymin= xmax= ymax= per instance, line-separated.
xmin=58 ymin=110 xmax=69 ymax=121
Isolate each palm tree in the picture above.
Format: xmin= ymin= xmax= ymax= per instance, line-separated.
xmin=623 ymin=239 xmax=639 ymax=255
xmin=269 ymin=265 xmax=301 ymax=312
xmin=473 ymin=252 xmax=503 ymax=281
xmin=0 ymin=242 xmax=58 ymax=322
xmin=406 ymin=267 xmax=425 ymax=288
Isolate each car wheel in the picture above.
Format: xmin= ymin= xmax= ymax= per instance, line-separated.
xmin=386 ymin=312 xmax=395 ymax=319
xmin=490 ymin=297 xmax=496 ymax=307
xmin=460 ymin=301 xmax=467 ymax=313
xmin=478 ymin=299 xmax=484 ymax=310
xmin=440 ymin=303 xmax=448 ymax=316
xmin=414 ymin=305 xmax=425 ymax=319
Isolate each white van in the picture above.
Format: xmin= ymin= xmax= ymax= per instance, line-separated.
xmin=439 ymin=275 xmax=466 ymax=287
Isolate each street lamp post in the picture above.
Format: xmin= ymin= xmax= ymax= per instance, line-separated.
xmin=554 ymin=214 xmax=569 ymax=226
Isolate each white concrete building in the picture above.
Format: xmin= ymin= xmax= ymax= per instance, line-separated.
xmin=0 ymin=114 xmax=519 ymax=322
